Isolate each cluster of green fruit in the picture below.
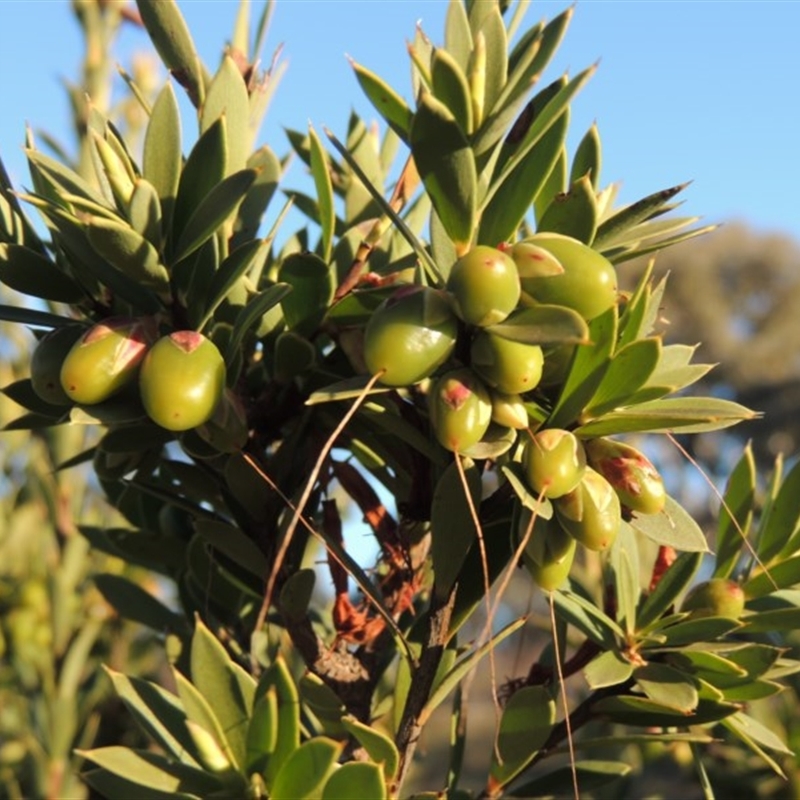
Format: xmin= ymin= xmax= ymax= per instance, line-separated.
xmin=29 ymin=318 xmax=226 ymax=433
xmin=362 ymin=232 xmax=617 ymax=453
xmin=520 ymin=429 xmax=667 ymax=591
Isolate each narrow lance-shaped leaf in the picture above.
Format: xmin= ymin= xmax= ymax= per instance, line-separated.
xmin=571 ymin=122 xmax=602 ymax=190
xmin=714 ymin=444 xmax=756 ymax=579
xmin=410 ymin=92 xmax=477 ymax=252
xmin=0 ymin=243 xmax=84 ymax=303
xmin=759 ymin=457 xmax=800 ymax=563
xmin=143 ymin=82 xmax=182 ymax=232
xmin=537 ymin=172 xmax=599 ymax=244
xmin=308 ymin=125 xmax=335 ymax=263
xmin=201 ymin=54 xmax=250 ymax=174
xmin=350 ymin=58 xmax=412 ymax=139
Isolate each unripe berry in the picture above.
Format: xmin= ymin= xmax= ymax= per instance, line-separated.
xmin=555 ymin=467 xmax=621 ymax=551
xmin=523 ymin=429 xmax=586 ymax=499
xmin=428 ymin=368 xmax=492 ymax=453
xmin=139 ymin=331 xmax=225 ymax=431
xmin=681 ymin=578 xmax=745 ymax=620
xmin=363 ymin=286 xmax=458 ymax=386
xmin=519 ymin=510 xmax=576 ymax=592
xmin=470 ymin=331 xmax=544 ymax=395
xmin=60 ymin=317 xmax=150 ymax=405
xmin=446 ymin=245 xmax=521 ymax=327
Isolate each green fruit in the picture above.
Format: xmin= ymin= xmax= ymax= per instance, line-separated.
xmin=489 ymin=390 xmax=529 ymax=430
xmin=519 ymin=511 xmax=576 ymax=592
xmin=470 ymin=330 xmax=544 ymax=395
xmin=363 ymin=286 xmax=458 ymax=386
xmin=585 ymin=437 xmax=666 ymax=515
xmin=139 ymin=331 xmax=225 ymax=431
xmin=446 ymin=245 xmax=521 ymax=327
xmin=522 ymin=429 xmax=586 ymax=498
xmin=555 ymin=467 xmax=621 ymax=551
xmin=429 ymin=368 xmax=492 ymax=453
xmin=681 ymin=578 xmax=745 ymax=620
xmin=511 ymin=233 xmax=617 ymax=321
xmin=30 ymin=325 xmax=85 ymax=405
xmin=60 ymin=317 xmax=150 ymax=405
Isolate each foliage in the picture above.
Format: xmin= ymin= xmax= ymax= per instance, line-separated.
xmin=1 ymin=1 xmax=799 ymax=798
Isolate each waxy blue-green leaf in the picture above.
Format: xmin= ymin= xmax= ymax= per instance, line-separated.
xmin=431 ymin=47 xmax=473 ymax=134
xmin=575 ymin=396 xmax=759 ymax=438
xmin=323 ymin=762 xmax=387 ymax=800
xmin=714 ymin=444 xmax=756 ymax=579
xmin=472 ymin=5 xmax=507 ymax=118
xmin=136 ymin=0 xmax=209 ymax=107
xmin=350 ymin=59 xmax=412 ymax=139
xmin=489 ymin=686 xmax=555 ymax=790
xmin=143 ymin=82 xmax=182 ymax=230
xmin=86 ymin=216 xmax=169 ymax=290
xmin=201 ymin=55 xmax=250 ymax=174
xmin=634 ymin=662 xmax=698 ymax=713
xmin=410 ymin=93 xmax=477 ymax=250
xmin=76 ymin=747 xmax=223 ymax=798
xmin=173 ymin=168 xmax=257 ymax=263
xmin=585 ymin=337 xmax=662 ymax=417
xmin=25 ymin=147 xmax=111 ymax=210
xmin=571 ymin=122 xmax=602 ymax=190
xmin=478 ymin=107 xmax=567 ymax=245
xmin=537 ymin=173 xmax=599 ymax=244
xmin=759 ymin=457 xmax=800 ymax=563
xmin=431 ymin=456 xmax=482 ymax=600
xmin=444 ymin=0 xmax=472 ymax=71
xmin=172 ymin=117 xmax=227 ymax=251
xmin=270 ymin=737 xmax=343 ymax=800
xmin=308 ymin=125 xmax=335 ymax=263
xmin=0 ymin=243 xmax=84 ymax=303
xmin=629 ymin=495 xmax=709 ymax=553
xmin=637 ymin=551 xmax=702 ymax=631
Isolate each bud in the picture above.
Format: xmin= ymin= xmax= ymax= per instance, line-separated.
xmin=60 ymin=317 xmax=150 ymax=405
xmin=585 ymin=437 xmax=666 ymax=515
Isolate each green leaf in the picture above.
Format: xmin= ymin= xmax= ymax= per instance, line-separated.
xmin=478 ymin=107 xmax=567 ymax=246
xmin=173 ymin=168 xmax=257 ymax=263
xmin=714 ymin=444 xmax=756 ymax=579
xmin=575 ymin=396 xmax=758 ymax=437
xmin=431 ymin=456 xmax=482 ymax=599
xmin=341 ymin=716 xmax=399 ymax=780
xmin=77 ymin=747 xmax=222 ymax=797
xmin=201 ymin=55 xmax=250 ymax=174
xmin=510 ymin=760 xmax=631 ymax=798
xmin=634 ymin=662 xmax=698 ymax=713
xmin=489 ymin=686 xmax=556 ymax=790
xmin=94 ymin=574 xmax=187 ymax=634
xmin=553 ymin=589 xmax=624 ymax=650
xmin=246 ymin=686 xmax=278 ymax=776
xmin=232 ymin=145 xmax=282 ymax=248
xmin=637 ymin=551 xmax=702 ymax=631
xmin=659 ymin=615 xmax=742 ymax=647
xmin=410 ymin=93 xmax=477 ymax=249
xmin=322 ymin=762 xmax=387 ymax=800
xmin=760 ymin=457 xmax=800 ymax=563
xmin=308 ymin=125 xmax=335 ymax=263
xmin=172 ymin=118 xmax=227 ymax=249
xmin=585 ymin=338 xmax=662 ymax=417
xmin=629 ymin=495 xmax=710 ymax=553
xmin=278 ymin=251 xmax=333 ymax=336
xmin=350 ymin=59 xmax=412 ymax=139
xmin=25 ymin=147 xmax=110 ymax=209
xmin=80 ymin=767 xmax=199 ymax=800
xmin=431 ymin=47 xmax=473 ymax=134
xmin=1 ymin=378 xmax=69 ymax=418
xmin=0 ymin=243 xmax=84 ymax=302
xmin=86 ymin=216 xmax=169 ymax=290
xmin=259 ymin=657 xmax=301 ymax=790
xmin=592 ymin=695 xmax=739 ymax=728
xmin=224 ymin=283 xmax=292 ymax=365
xmin=305 ymin=375 xmax=392 ymax=406
xmin=744 ymin=555 xmax=800 ymax=599
xmin=270 ymin=737 xmax=343 ymax=800
xmin=537 ymin=173 xmax=599 ymax=244
xmin=136 ymin=0 xmax=209 ymax=107
xmin=194 ymin=520 xmax=269 ymax=581
xmin=104 ymin=668 xmax=203 ymax=768
xmin=0 ymin=303 xmax=77 ymax=329
xmin=610 ymin=524 xmax=640 ymax=634
xmin=571 ymin=122 xmax=602 ymax=190
xmin=489 ymin=304 xmax=588 ymax=346
xmin=740 ymin=607 xmax=800 ymax=633
xmin=584 ymin=649 xmax=634 ymax=690
xmin=129 ymin=178 xmax=163 ymax=247
xmin=190 ymin=617 xmax=255 ymax=770
xmin=724 ymin=710 xmax=793 ymax=759
xmin=279 ymin=568 xmax=316 ymax=623
xmin=444 ymin=0 xmax=473 ymax=71
xmin=143 ymin=82 xmax=182 ymax=232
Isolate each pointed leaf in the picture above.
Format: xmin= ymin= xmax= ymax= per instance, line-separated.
xmin=410 ymin=93 xmax=477 ymax=249
xmin=144 ymin=81 xmax=182 ymax=228
xmin=224 ymin=283 xmax=292 ymax=364
xmin=510 ymin=760 xmax=631 ymax=799
xmin=431 ymin=456 xmax=482 ymax=599
xmin=0 ymin=243 xmax=84 ymax=303
xmin=246 ymin=686 xmax=278 ymax=776
xmin=0 ymin=303 xmax=76 ymax=329
xmin=760 ymin=457 xmax=800 ymax=562
xmin=259 ymin=657 xmax=301 ymax=790
xmin=537 ymin=173 xmax=599 ymax=244
xmin=592 ymin=695 xmax=740 ymax=727
xmin=308 ymin=125 xmax=335 ymax=262
xmin=341 ymin=716 xmax=399 ymax=780
xmin=584 ymin=649 xmax=634 ymax=690
xmin=94 ymin=574 xmax=187 ymax=634
xmin=201 ymin=55 xmax=250 ymax=173
xmin=431 ymin=47 xmax=473 ymax=133
xmin=571 ymin=122 xmax=602 ymax=190
xmin=637 ymin=551 xmax=702 ymax=631
xmin=634 ymin=662 xmax=698 ymax=712
xmin=714 ymin=444 xmax=756 ymax=579
xmin=270 ymin=738 xmax=343 ymax=800
xmin=351 ymin=60 xmax=412 ymax=139
xmin=630 ymin=496 xmax=710 ymax=553
xmin=323 ymin=762 xmax=386 ymax=800
xmin=553 ymin=589 xmax=624 ymax=649
xmin=278 ymin=251 xmax=333 ymax=335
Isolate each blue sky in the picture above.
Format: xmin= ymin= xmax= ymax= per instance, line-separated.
xmin=0 ymin=0 xmax=798 ymax=243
